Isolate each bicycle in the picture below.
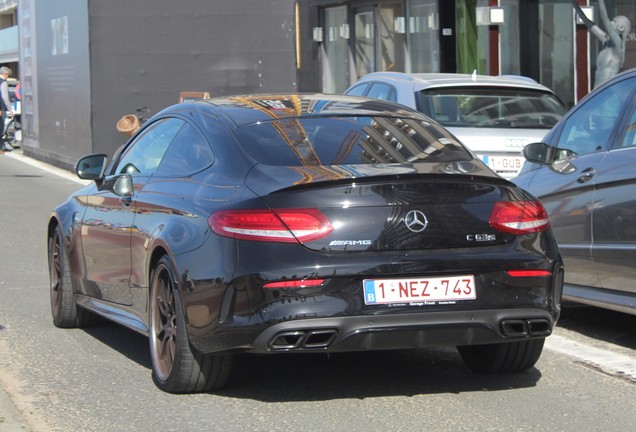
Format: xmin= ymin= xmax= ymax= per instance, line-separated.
xmin=2 ymin=112 xmax=21 ymax=149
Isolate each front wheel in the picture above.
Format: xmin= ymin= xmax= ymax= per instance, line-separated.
xmin=457 ymin=338 xmax=545 ymax=374
xmin=149 ymin=255 xmax=232 ymax=393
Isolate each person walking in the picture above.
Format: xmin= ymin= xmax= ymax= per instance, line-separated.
xmin=0 ymin=66 xmax=15 ymax=152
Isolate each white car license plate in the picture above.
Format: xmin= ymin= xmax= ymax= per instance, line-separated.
xmin=482 ymin=155 xmax=525 ymax=172
xmin=363 ymin=275 xmax=476 ymax=305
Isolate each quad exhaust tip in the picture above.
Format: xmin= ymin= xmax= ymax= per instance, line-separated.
xmin=269 ymin=329 xmax=338 ymax=350
xmin=500 ymin=318 xmax=551 ymax=338
xmin=268 ymin=319 xmax=550 ymax=350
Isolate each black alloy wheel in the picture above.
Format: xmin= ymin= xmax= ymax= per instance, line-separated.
xmin=149 ymin=255 xmax=232 ymax=393
xmin=49 ymin=225 xmax=93 ymax=328
xmin=457 ymin=338 xmax=545 ymax=374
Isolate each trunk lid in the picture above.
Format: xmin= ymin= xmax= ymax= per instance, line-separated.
xmin=245 ymin=165 xmax=521 ymax=252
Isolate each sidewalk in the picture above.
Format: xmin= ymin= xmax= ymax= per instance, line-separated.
xmin=2 ymin=148 xmax=88 ymax=184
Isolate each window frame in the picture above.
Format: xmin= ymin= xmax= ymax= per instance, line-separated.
xmin=554 ymin=76 xmax=636 ymax=159
xmin=155 ymin=119 xmax=216 ymax=177
xmin=110 ymin=117 xmax=185 ymax=176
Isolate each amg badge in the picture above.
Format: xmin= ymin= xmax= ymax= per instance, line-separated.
xmin=329 ymin=240 xmax=372 ymax=246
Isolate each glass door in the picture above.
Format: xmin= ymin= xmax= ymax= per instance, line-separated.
xmin=539 ymin=0 xmax=574 ymax=108
xmin=376 ymin=3 xmax=405 ymax=72
xmin=353 ymin=2 xmax=405 ymax=81
xmin=354 ymin=7 xmax=376 ymax=80
xmin=323 ymin=6 xmax=350 ymax=93
xmin=455 ymin=0 xmax=482 ymax=73
xmin=501 ymin=0 xmax=575 ymax=108
xmin=406 ymin=0 xmax=439 ymax=72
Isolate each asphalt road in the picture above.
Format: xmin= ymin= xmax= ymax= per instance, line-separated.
xmin=1 ymin=150 xmax=636 ymax=432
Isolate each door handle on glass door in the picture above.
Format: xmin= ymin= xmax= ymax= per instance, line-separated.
xmin=577 ymin=168 xmax=596 ymax=183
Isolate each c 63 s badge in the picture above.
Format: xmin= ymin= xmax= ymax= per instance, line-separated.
xmin=467 ymin=234 xmax=497 ymax=242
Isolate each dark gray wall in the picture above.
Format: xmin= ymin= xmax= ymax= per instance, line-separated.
xmin=21 ymin=0 xmax=299 ymax=167
xmin=20 ymin=0 xmax=92 ymax=168
xmin=88 ymin=0 xmax=298 ymax=158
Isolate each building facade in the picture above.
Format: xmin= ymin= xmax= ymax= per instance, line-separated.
xmin=16 ymin=0 xmax=299 ymax=168
xmin=302 ymin=0 xmax=636 ymax=109
xmin=5 ymin=0 xmax=636 ymax=168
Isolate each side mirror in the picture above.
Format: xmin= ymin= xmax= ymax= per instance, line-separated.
xmin=113 ymin=175 xmax=133 ymax=198
xmin=522 ymin=142 xmax=551 ymax=165
xmin=75 ymin=154 xmax=108 ymax=180
xmin=101 ymin=174 xmax=133 ymax=198
xmin=523 ymin=142 xmax=578 ymax=174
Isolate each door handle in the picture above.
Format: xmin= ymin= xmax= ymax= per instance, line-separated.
xmin=577 ymin=168 xmax=596 ymax=183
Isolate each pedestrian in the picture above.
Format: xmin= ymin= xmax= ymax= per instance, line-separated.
xmin=0 ymin=66 xmax=14 ymax=152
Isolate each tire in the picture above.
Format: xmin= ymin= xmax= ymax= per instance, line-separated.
xmin=149 ymin=255 xmax=232 ymax=393
xmin=457 ymin=338 xmax=545 ymax=374
xmin=48 ymin=225 xmax=95 ymax=328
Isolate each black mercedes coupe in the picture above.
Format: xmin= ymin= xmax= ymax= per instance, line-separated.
xmin=48 ymin=94 xmax=563 ymax=393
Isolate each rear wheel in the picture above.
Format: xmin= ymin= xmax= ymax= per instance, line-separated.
xmin=149 ymin=255 xmax=232 ymax=393
xmin=49 ymin=225 xmax=94 ymax=328
xmin=457 ymin=338 xmax=545 ymax=374
xmin=5 ymin=118 xmax=18 ymax=148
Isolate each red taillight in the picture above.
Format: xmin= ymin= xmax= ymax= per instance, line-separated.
xmin=263 ymin=279 xmax=325 ymax=289
xmin=208 ymin=208 xmax=333 ymax=243
xmin=507 ymin=270 xmax=552 ymax=277
xmin=489 ymin=201 xmax=550 ymax=235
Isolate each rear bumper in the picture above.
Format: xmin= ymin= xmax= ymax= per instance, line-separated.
xmin=179 ymin=234 xmax=563 ymax=355
xmin=196 ymin=308 xmax=555 ymax=355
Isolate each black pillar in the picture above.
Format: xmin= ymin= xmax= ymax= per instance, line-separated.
xmin=439 ymin=1 xmax=457 ymax=72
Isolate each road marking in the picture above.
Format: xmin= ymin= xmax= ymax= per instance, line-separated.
xmin=546 ymin=334 xmax=636 ymax=382
xmin=4 ymin=150 xmax=90 ymax=184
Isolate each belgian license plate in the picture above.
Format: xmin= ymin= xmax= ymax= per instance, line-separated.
xmin=482 ymin=155 xmax=525 ymax=171
xmin=363 ymin=275 xmax=476 ymax=305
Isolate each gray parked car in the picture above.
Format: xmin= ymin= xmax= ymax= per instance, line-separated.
xmin=514 ymin=68 xmax=636 ymax=315
xmin=346 ymin=72 xmax=566 ymax=179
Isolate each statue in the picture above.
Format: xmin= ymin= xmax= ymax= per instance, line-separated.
xmin=571 ymin=0 xmax=631 ymax=88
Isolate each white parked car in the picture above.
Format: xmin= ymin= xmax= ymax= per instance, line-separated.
xmin=346 ymin=72 xmax=566 ymax=178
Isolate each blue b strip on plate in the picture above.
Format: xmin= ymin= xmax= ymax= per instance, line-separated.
xmin=363 ymin=280 xmax=376 ymax=303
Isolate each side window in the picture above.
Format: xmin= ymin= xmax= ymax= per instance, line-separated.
xmin=620 ymin=99 xmax=636 ymax=148
xmin=114 ymin=118 xmax=184 ymax=175
xmin=556 ymin=77 xmax=636 ymax=159
xmin=156 ymin=122 xmax=215 ymax=175
xmin=346 ymin=84 xmax=369 ymax=97
xmin=367 ymin=83 xmax=396 ymax=102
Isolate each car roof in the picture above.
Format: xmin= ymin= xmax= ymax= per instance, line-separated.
xmin=355 ymin=72 xmax=557 ymax=94
xmin=189 ymin=93 xmax=425 ymax=127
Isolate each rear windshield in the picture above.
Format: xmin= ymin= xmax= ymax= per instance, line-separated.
xmin=416 ymin=87 xmax=565 ymax=129
xmin=234 ymin=115 xmax=473 ymax=166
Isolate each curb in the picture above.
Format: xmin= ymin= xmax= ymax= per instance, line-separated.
xmin=3 ymin=149 xmax=89 ymax=184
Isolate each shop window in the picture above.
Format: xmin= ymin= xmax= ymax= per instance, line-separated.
xmin=406 ymin=0 xmax=440 ymax=72
xmin=323 ymin=6 xmax=350 ymax=93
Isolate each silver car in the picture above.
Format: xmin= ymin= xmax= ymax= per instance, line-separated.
xmin=346 ymin=72 xmax=566 ymax=178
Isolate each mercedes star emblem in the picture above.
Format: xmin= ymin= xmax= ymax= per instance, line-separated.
xmin=404 ymin=210 xmax=428 ymax=233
